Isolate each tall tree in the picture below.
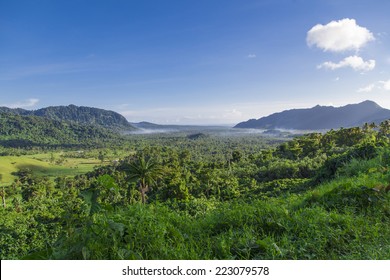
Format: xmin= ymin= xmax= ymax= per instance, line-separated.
xmin=127 ymin=156 xmax=163 ymax=204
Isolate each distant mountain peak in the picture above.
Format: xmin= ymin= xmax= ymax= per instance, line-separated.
xmin=358 ymin=100 xmax=382 ymax=108
xmin=235 ymin=100 xmax=390 ymax=130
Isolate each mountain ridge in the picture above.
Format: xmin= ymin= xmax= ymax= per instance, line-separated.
xmin=0 ymin=104 xmax=135 ymax=131
xmin=0 ymin=112 xmax=124 ymax=148
xmin=235 ymin=100 xmax=390 ymax=130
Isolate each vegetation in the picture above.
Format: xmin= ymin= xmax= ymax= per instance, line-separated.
xmin=0 ymin=112 xmax=125 ymax=148
xmin=0 ymin=104 xmax=135 ymax=130
xmin=0 ymin=120 xmax=389 ymax=260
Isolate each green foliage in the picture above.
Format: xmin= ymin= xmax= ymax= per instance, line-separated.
xmin=1 ymin=123 xmax=390 ymax=260
xmin=124 ymin=156 xmax=164 ymax=203
xmin=0 ymin=112 xmax=125 ymax=149
xmin=0 ymin=104 xmax=135 ymax=130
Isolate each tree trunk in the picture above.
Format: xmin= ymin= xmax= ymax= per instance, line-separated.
xmin=139 ymin=184 xmax=149 ymax=204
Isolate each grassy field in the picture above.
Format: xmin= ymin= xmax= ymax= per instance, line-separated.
xmin=0 ymin=152 xmax=102 ymax=185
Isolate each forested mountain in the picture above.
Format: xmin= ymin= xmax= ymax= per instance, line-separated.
xmin=235 ymin=100 xmax=390 ymax=130
xmin=0 ymin=104 xmax=135 ymax=130
xmin=0 ymin=112 xmax=124 ymax=148
xmin=0 ymin=107 xmax=29 ymax=115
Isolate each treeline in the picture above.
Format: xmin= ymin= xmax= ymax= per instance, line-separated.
xmin=0 ymin=122 xmax=389 ymax=259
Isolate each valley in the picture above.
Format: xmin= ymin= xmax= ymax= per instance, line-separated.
xmin=0 ymin=103 xmax=389 ymax=260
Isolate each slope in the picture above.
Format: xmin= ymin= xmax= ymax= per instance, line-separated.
xmin=235 ymin=100 xmax=390 ymax=130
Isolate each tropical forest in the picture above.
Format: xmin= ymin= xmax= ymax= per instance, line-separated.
xmin=1 ymin=105 xmax=390 ymax=260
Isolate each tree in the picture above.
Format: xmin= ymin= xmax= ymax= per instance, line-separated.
xmin=378 ymin=120 xmax=390 ymax=141
xmin=127 ymin=156 xmax=163 ymax=204
xmin=98 ymin=151 xmax=105 ymax=163
xmin=0 ymin=174 xmax=5 ymax=208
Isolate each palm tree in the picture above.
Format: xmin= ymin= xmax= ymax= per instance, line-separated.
xmin=127 ymin=156 xmax=163 ymax=204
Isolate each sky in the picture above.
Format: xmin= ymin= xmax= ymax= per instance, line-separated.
xmin=1 ymin=0 xmax=390 ymax=125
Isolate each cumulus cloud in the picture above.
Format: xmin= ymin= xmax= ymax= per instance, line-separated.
xmin=247 ymin=54 xmax=257 ymax=58
xmin=307 ymin=18 xmax=375 ymax=52
xmin=318 ymin=55 xmax=375 ymax=71
xmin=357 ymin=83 xmax=376 ymax=93
xmin=357 ymin=79 xmax=390 ymax=93
xmin=2 ymin=98 xmax=39 ymax=108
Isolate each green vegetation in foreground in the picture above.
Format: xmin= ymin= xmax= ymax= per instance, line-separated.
xmin=0 ymin=122 xmax=390 ymax=260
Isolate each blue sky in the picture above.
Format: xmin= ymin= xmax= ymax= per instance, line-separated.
xmin=1 ymin=0 xmax=390 ymax=124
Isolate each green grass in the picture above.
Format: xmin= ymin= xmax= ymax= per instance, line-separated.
xmin=0 ymin=153 xmax=101 ymax=185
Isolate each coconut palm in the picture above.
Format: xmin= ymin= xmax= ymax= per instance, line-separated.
xmin=127 ymin=156 xmax=163 ymax=204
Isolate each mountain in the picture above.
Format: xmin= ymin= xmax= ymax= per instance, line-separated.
xmin=0 ymin=104 xmax=135 ymax=131
xmin=235 ymin=100 xmax=390 ymax=130
xmin=0 ymin=112 xmax=124 ymax=148
xmin=0 ymin=107 xmax=29 ymax=115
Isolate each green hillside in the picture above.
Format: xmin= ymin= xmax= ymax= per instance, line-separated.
xmin=0 ymin=112 xmax=124 ymax=148
xmin=0 ymin=104 xmax=135 ymax=131
xmin=0 ymin=121 xmax=389 ymax=260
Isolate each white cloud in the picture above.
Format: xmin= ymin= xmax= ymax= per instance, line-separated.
xmin=2 ymin=98 xmax=39 ymax=108
xmin=357 ymin=83 xmax=376 ymax=93
xmin=120 ymin=106 xmax=244 ymax=125
xmin=118 ymin=102 xmax=315 ymax=125
xmin=380 ymin=79 xmax=390 ymax=91
xmin=307 ymin=18 xmax=375 ymax=52
xmin=357 ymin=79 xmax=390 ymax=93
xmin=247 ymin=54 xmax=257 ymax=58
xmin=223 ymin=109 xmax=243 ymax=118
xmin=318 ymin=55 xmax=375 ymax=71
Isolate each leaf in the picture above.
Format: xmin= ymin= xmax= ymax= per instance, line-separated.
xmin=107 ymin=219 xmax=125 ymax=237
xmin=82 ymin=246 xmax=89 ymax=260
xmin=97 ymin=174 xmax=119 ymax=193
xmin=81 ymin=189 xmax=101 ymax=216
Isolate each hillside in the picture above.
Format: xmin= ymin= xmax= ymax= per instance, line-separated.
xmin=235 ymin=100 xmax=390 ymax=130
xmin=0 ymin=112 xmax=124 ymax=148
xmin=0 ymin=104 xmax=135 ymax=131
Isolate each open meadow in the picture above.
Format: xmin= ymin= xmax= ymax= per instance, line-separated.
xmin=0 ymin=152 xmax=102 ymax=186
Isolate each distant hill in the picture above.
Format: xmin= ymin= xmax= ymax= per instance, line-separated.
xmin=235 ymin=100 xmax=390 ymax=130
xmin=130 ymin=121 xmax=167 ymax=130
xmin=0 ymin=104 xmax=135 ymax=131
xmin=0 ymin=112 xmax=124 ymax=148
xmin=0 ymin=107 xmax=29 ymax=115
